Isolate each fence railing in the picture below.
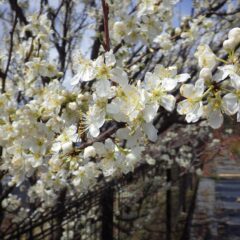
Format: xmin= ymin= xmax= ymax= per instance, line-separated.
xmin=0 ymin=160 xmax=198 ymax=240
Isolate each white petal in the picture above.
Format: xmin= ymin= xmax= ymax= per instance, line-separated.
xmin=105 ymin=138 xmax=115 ymax=150
xmin=143 ymin=104 xmax=159 ymax=122
xmin=88 ymin=107 xmax=105 ymax=131
xmin=67 ymin=125 xmax=77 ymax=135
xmin=110 ymin=67 xmax=128 ymax=87
xmin=237 ymin=108 xmax=240 ymax=122
xmin=162 ymin=78 xmax=177 ymax=91
xmin=160 ymin=94 xmax=176 ymax=112
xmin=185 ymin=102 xmax=203 ymax=123
xmin=71 ymin=73 xmax=81 ymax=85
xmin=79 ymin=63 xmax=96 ymax=82
xmin=230 ymin=74 xmax=240 ymax=90
xmin=116 ymin=128 xmax=130 ymax=139
xmin=51 ymin=142 xmax=61 ymax=153
xmin=207 ymin=110 xmax=223 ymax=129
xmin=177 ymin=100 xmax=191 ymax=115
xmin=126 ymin=129 xmax=142 ymax=148
xmin=215 ymin=65 xmax=233 ymax=81
xmin=175 ymin=73 xmax=190 ymax=82
xmin=105 ymin=50 xmax=116 ymax=66
xmin=95 ymin=55 xmax=104 ymax=67
xmin=213 ymin=70 xmax=226 ymax=82
xmin=89 ymin=125 xmax=100 ymax=137
xmin=106 ymin=99 xmax=120 ymax=114
xmin=222 ymin=93 xmax=238 ymax=115
xmin=194 ymin=78 xmax=205 ymax=97
xmin=199 ymin=68 xmax=212 ymax=81
xmin=95 ymin=79 xmax=111 ymax=97
xmin=144 ymin=72 xmax=158 ymax=90
xmin=180 ymin=84 xmax=195 ymax=98
xmin=143 ymin=123 xmax=158 ymax=142
xmin=93 ymin=142 xmax=106 ymax=156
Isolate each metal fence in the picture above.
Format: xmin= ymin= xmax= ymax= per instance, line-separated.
xmin=0 ymin=160 xmax=198 ymax=240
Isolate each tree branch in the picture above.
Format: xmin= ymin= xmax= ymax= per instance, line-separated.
xmin=101 ymin=0 xmax=110 ymax=51
xmin=8 ymin=0 xmax=28 ymax=25
xmin=76 ymin=122 xmax=126 ymax=150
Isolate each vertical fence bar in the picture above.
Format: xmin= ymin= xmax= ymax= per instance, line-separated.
xmin=180 ymin=173 xmax=199 ymax=240
xmin=166 ymin=168 xmax=172 ymax=240
xmin=182 ymin=174 xmax=187 ymax=213
xmin=101 ymin=187 xmax=114 ymax=240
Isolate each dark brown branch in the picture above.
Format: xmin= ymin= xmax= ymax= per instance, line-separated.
xmin=207 ymin=7 xmax=240 ymax=17
xmin=91 ymin=20 xmax=104 ymax=60
xmin=59 ymin=0 xmax=71 ymax=73
xmin=101 ymin=0 xmax=110 ymax=51
xmin=76 ymin=122 xmax=125 ymax=150
xmin=8 ymin=0 xmax=28 ymax=25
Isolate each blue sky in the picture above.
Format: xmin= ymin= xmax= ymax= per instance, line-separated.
xmin=80 ymin=0 xmax=193 ymax=55
xmin=173 ymin=0 xmax=193 ymax=27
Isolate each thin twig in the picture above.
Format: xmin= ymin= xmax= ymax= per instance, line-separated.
xmin=76 ymin=122 xmax=125 ymax=150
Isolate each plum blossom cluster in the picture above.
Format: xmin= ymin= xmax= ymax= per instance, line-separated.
xmin=177 ymin=29 xmax=240 ymax=128
xmin=0 ymin=55 xmax=190 ymax=204
xmin=111 ymin=0 xmax=178 ymax=45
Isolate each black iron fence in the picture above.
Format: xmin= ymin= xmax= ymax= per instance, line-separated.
xmin=0 ymin=160 xmax=198 ymax=240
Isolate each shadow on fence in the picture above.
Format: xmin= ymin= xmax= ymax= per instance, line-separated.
xmin=0 ymin=161 xmax=198 ymax=240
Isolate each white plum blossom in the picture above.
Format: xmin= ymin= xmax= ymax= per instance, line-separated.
xmin=204 ymin=97 xmax=224 ymax=129
xmin=222 ymin=73 xmax=240 ymax=121
xmin=195 ymin=45 xmax=216 ymax=70
xmin=113 ymin=21 xmax=127 ymax=42
xmin=116 ymin=127 xmax=143 ymax=147
xmin=119 ymin=146 xmax=143 ymax=174
xmin=72 ymin=162 xmax=99 ymax=191
xmin=71 ymin=50 xmax=116 ymax=89
xmin=83 ymin=105 xmax=105 ymax=138
xmin=93 ymin=139 xmax=122 ymax=177
xmin=177 ymin=78 xmax=205 ymax=123
xmin=71 ymin=56 xmax=96 ymax=85
xmin=154 ymin=33 xmax=173 ymax=50
xmin=143 ymin=65 xmax=190 ymax=114
xmin=51 ymin=125 xmax=78 ymax=154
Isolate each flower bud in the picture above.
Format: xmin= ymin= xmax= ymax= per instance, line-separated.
xmin=199 ymin=68 xmax=212 ymax=80
xmin=83 ymin=146 xmax=96 ymax=159
xmin=228 ymin=27 xmax=240 ymax=41
xmin=68 ymin=102 xmax=77 ymax=111
xmin=62 ymin=142 xmax=73 ymax=154
xmin=175 ymin=27 xmax=181 ymax=35
xmin=113 ymin=21 xmax=127 ymax=41
xmin=223 ymin=38 xmax=238 ymax=51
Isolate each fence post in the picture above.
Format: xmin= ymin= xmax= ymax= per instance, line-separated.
xmin=166 ymin=168 xmax=172 ymax=240
xmin=101 ymin=187 xmax=114 ymax=240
